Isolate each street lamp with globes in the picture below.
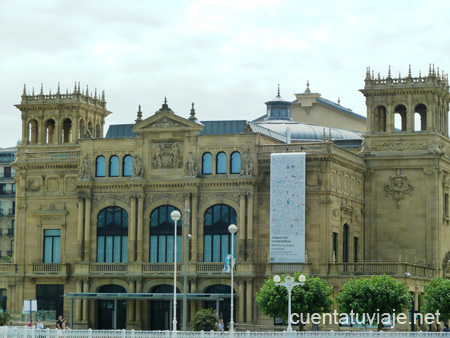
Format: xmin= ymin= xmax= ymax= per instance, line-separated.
xmin=171 ymin=209 xmax=181 ymax=332
xmin=273 ymin=274 xmax=306 ymax=332
xmin=228 ymin=224 xmax=237 ymax=332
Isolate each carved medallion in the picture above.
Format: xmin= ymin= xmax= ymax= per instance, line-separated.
xmin=384 ymin=169 xmax=414 ymax=209
xmin=152 ymin=142 xmax=183 ymax=169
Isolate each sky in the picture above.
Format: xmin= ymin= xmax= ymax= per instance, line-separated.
xmin=1 ymin=0 xmax=450 ymax=148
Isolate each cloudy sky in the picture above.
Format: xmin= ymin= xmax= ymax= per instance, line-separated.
xmin=1 ymin=0 xmax=449 ymax=148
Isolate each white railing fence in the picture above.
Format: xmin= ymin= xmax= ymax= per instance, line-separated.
xmin=1 ymin=328 xmax=450 ymax=338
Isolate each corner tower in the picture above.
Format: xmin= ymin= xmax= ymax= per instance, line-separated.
xmin=15 ymin=83 xmax=111 ymax=145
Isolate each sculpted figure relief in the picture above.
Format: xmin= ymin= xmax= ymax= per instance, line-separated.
xmin=184 ymin=152 xmax=198 ymax=177
xmin=132 ymin=155 xmax=145 ymax=178
xmin=240 ymin=148 xmax=253 ymax=176
xmin=79 ymin=155 xmax=92 ymax=180
xmin=152 ymin=142 xmax=183 ymax=169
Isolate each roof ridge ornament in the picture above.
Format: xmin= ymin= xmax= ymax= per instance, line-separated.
xmin=189 ymin=102 xmax=197 ymax=121
xmin=305 ymin=80 xmax=311 ymax=94
xmin=135 ymin=105 xmax=143 ymax=123
xmin=277 ymin=84 xmax=280 ymax=97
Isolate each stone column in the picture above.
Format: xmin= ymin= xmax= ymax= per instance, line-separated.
xmin=129 ymin=196 xmax=137 ymax=262
xmin=77 ymin=195 xmax=84 ymax=261
xmin=245 ymin=279 xmax=253 ymax=323
xmin=82 ymin=279 xmax=89 ymax=322
xmin=137 ymin=195 xmax=144 ymax=262
xmin=136 ymin=279 xmax=142 ymax=324
xmin=76 ymin=279 xmax=82 ymax=321
xmin=84 ymin=196 xmax=91 ymax=262
xmin=387 ymin=104 xmax=394 ymax=133
xmin=238 ymin=279 xmax=244 ymax=323
xmin=238 ymin=193 xmax=246 ymax=258
xmin=127 ymin=279 xmax=135 ymax=323
xmin=246 ymin=192 xmax=254 ymax=260
xmin=191 ymin=193 xmax=198 ymax=262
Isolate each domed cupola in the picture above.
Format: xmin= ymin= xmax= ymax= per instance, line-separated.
xmin=264 ymin=85 xmax=292 ymax=120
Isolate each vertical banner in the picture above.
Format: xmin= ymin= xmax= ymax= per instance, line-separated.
xmin=270 ymin=153 xmax=306 ymax=263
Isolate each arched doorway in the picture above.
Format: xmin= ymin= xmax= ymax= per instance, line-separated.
xmin=97 ymin=285 xmax=127 ymax=330
xmin=150 ymin=285 xmax=180 ymax=330
xmin=205 ymin=285 xmax=235 ymax=331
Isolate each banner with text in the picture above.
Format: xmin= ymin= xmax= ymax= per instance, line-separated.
xmin=270 ymin=152 xmax=306 ymax=263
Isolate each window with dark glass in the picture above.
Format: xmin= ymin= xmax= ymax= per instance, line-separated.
xmin=36 ymin=284 xmax=64 ymax=321
xmin=44 ymin=229 xmax=60 ymax=263
xmin=150 ymin=205 xmax=181 ymax=263
xmin=123 ymin=155 xmax=133 ymax=177
xmin=0 ymin=289 xmax=6 ymax=313
xmin=202 ymin=153 xmax=212 ymax=174
xmin=204 ymin=204 xmax=237 ymax=262
xmin=3 ymin=167 xmax=11 ymax=178
xmin=96 ymin=156 xmax=106 ymax=177
xmin=97 ymin=206 xmax=128 ymax=263
xmin=354 ymin=237 xmax=359 ymax=262
xmin=343 ymin=224 xmax=349 ymax=263
xmin=109 ymin=155 xmax=119 ymax=177
xmin=445 ymin=193 xmax=449 ymax=217
xmin=230 ymin=152 xmax=241 ymax=174
xmin=333 ymin=232 xmax=338 ymax=262
xmin=216 ymin=152 xmax=227 ymax=174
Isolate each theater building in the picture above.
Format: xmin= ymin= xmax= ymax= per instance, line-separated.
xmin=3 ymin=66 xmax=450 ymax=330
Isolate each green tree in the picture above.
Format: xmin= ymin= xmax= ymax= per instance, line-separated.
xmin=256 ymin=273 xmax=333 ymax=330
xmin=0 ymin=312 xmax=11 ymax=326
xmin=191 ymin=308 xmax=219 ymax=331
xmin=336 ymin=275 xmax=412 ymax=331
xmin=421 ymin=277 xmax=450 ymax=330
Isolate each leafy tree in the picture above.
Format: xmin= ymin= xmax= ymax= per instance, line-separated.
xmin=336 ymin=275 xmax=412 ymax=331
xmin=191 ymin=308 xmax=219 ymax=331
xmin=0 ymin=312 xmax=11 ymax=326
xmin=256 ymin=273 xmax=333 ymax=330
xmin=421 ymin=277 xmax=450 ymax=330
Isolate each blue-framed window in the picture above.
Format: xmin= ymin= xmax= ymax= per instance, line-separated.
xmin=109 ymin=156 xmax=119 ymax=177
xmin=150 ymin=205 xmax=182 ymax=263
xmin=202 ymin=153 xmax=212 ymax=174
xmin=230 ymin=152 xmax=241 ymax=174
xmin=97 ymin=206 xmax=128 ymax=263
xmin=96 ymin=156 xmax=106 ymax=177
xmin=216 ymin=152 xmax=227 ymax=174
xmin=43 ymin=229 xmax=60 ymax=263
xmin=204 ymin=204 xmax=237 ymax=262
xmin=123 ymin=155 xmax=133 ymax=177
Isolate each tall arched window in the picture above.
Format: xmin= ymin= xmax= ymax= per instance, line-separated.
xmin=394 ymin=105 xmax=407 ymax=131
xmin=79 ymin=119 xmax=85 ymax=139
xmin=230 ymin=152 xmax=241 ymax=174
xmin=62 ymin=118 xmax=72 ymax=143
xmin=96 ymin=156 xmax=106 ymax=177
xmin=343 ymin=224 xmax=349 ymax=263
xmin=216 ymin=152 xmax=227 ymax=174
xmin=109 ymin=156 xmax=119 ymax=177
xmin=150 ymin=205 xmax=182 ymax=262
xmin=202 ymin=153 xmax=212 ymax=175
xmin=28 ymin=119 xmax=38 ymax=144
xmin=45 ymin=119 xmax=56 ymax=144
xmin=97 ymin=206 xmax=128 ymax=263
xmin=123 ymin=155 xmax=133 ymax=177
xmin=374 ymin=106 xmax=387 ymax=132
xmin=415 ymin=104 xmax=427 ymax=131
xmin=204 ymin=204 xmax=237 ymax=262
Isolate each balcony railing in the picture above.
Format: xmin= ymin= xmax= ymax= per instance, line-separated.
xmin=334 ymin=262 xmax=435 ymax=278
xmin=89 ymin=263 xmax=128 ymax=273
xmin=0 ymin=176 xmax=15 ymax=182
xmin=196 ymin=262 xmax=234 ymax=274
xmin=142 ymin=263 xmax=181 ymax=273
xmin=32 ymin=263 xmax=68 ymax=274
xmin=0 ymin=264 xmax=15 ymax=274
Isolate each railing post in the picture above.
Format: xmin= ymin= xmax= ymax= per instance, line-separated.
xmin=88 ymin=328 xmax=92 ymax=338
xmin=200 ymin=330 xmax=205 ymax=338
xmin=122 ymin=329 xmax=126 ymax=338
xmin=32 ymin=326 xmax=36 ymax=338
xmin=131 ymin=329 xmax=135 ymax=338
xmin=246 ymin=330 xmax=250 ymax=338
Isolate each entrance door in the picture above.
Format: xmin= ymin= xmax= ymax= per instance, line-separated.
xmin=205 ymin=285 xmax=235 ymax=331
xmin=150 ymin=285 xmax=180 ymax=330
xmin=97 ymin=285 xmax=127 ymax=329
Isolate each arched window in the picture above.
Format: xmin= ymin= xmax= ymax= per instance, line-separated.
xmin=204 ymin=204 xmax=237 ymax=262
xmin=96 ymin=156 xmax=106 ymax=177
xmin=394 ymin=105 xmax=407 ymax=131
xmin=202 ymin=153 xmax=212 ymax=175
xmin=343 ymin=224 xmax=349 ymax=263
xmin=150 ymin=205 xmax=182 ymax=263
xmin=374 ymin=106 xmax=387 ymax=132
xmin=28 ymin=119 xmax=38 ymax=144
xmin=97 ymin=206 xmax=128 ymax=263
xmin=95 ymin=124 xmax=101 ymax=138
xmin=79 ymin=119 xmax=85 ymax=139
xmin=230 ymin=152 xmax=241 ymax=174
xmin=123 ymin=155 xmax=133 ymax=177
xmin=415 ymin=104 xmax=427 ymax=131
xmin=216 ymin=152 xmax=227 ymax=174
xmin=62 ymin=118 xmax=72 ymax=143
xmin=45 ymin=119 xmax=56 ymax=144
xmin=109 ymin=156 xmax=119 ymax=177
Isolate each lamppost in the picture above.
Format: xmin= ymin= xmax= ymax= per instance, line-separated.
xmin=273 ymin=274 xmax=306 ymax=332
xmin=171 ymin=210 xmax=181 ymax=332
xmin=182 ymin=207 xmax=191 ymax=331
xmin=228 ymin=224 xmax=237 ymax=332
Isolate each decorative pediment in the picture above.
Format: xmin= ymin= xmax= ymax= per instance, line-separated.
xmin=132 ymin=99 xmax=203 ymax=135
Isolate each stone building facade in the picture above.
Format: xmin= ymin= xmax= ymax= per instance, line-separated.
xmin=3 ymin=66 xmax=450 ymax=330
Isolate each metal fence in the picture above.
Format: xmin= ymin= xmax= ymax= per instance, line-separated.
xmin=1 ymin=328 xmax=450 ymax=338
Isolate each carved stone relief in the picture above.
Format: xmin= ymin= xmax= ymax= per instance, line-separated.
xmin=79 ymin=155 xmax=92 ymax=180
xmin=184 ymin=152 xmax=198 ymax=177
xmin=152 ymin=142 xmax=183 ymax=169
xmin=144 ymin=193 xmax=184 ymax=209
xmin=371 ymin=140 xmax=428 ymax=152
xmin=28 ymin=178 xmax=41 ymax=192
xmin=149 ymin=117 xmax=184 ymax=129
xmin=92 ymin=195 xmax=131 ymax=208
xmin=199 ymin=192 xmax=239 ymax=205
xmin=306 ymin=171 xmax=319 ymax=186
xmin=46 ymin=178 xmax=60 ymax=193
xmin=384 ymin=169 xmax=414 ymax=209
xmin=240 ymin=148 xmax=253 ymax=176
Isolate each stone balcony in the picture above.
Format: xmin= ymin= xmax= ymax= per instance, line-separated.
xmin=32 ymin=263 xmax=69 ymax=275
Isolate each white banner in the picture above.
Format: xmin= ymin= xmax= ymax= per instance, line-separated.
xmin=270 ymin=153 xmax=306 ymax=263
